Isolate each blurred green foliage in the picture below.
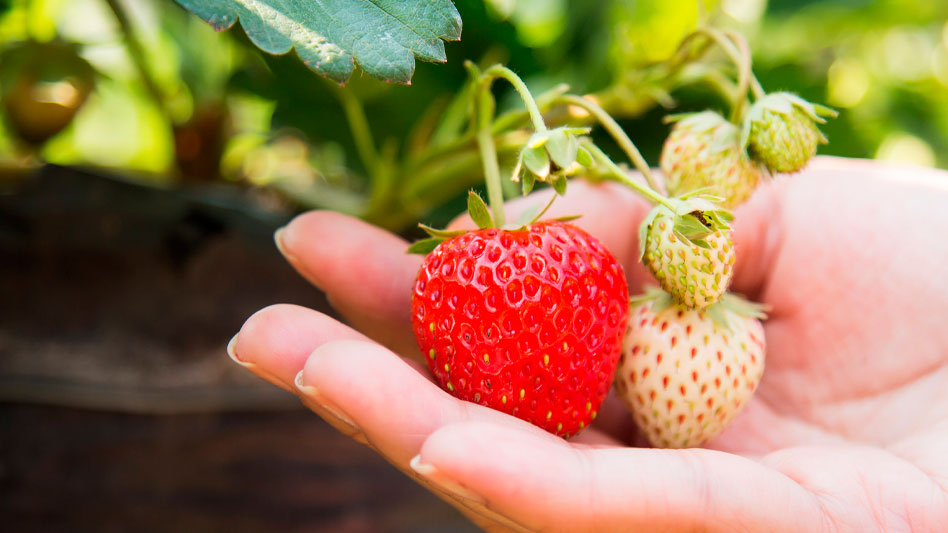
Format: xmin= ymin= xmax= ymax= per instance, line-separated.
xmin=1 ymin=0 xmax=946 ymax=229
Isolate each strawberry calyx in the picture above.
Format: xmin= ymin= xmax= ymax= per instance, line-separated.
xmin=408 ymin=191 xmax=496 ymax=254
xmin=713 ymin=291 xmax=769 ymax=321
xmin=631 ymin=286 xmax=768 ymax=331
xmin=512 ymin=126 xmax=594 ymax=196
xmin=637 ymin=195 xmax=732 ymax=261
xmin=408 ymin=191 xmax=583 ymax=255
xmin=666 ymin=110 xmax=743 ymax=153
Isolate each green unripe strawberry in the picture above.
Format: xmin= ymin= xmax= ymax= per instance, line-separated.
xmin=742 ymin=92 xmax=837 ymax=173
xmin=660 ymin=111 xmax=763 ymax=209
xmin=639 ymin=198 xmax=734 ymax=310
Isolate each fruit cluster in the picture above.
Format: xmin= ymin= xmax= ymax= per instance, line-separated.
xmin=620 ymin=28 xmax=834 ymax=448
xmin=408 ymin=29 xmax=834 ymax=447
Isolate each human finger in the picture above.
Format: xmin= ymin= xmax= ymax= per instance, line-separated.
xmin=275 ymin=211 xmax=423 ymax=358
xmin=412 ymin=421 xmax=826 ymax=532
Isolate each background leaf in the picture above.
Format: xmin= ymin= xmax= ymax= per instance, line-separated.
xmin=174 ymin=0 xmax=461 ymax=84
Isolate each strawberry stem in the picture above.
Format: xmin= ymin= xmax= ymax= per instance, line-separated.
xmin=724 ymin=30 xmax=767 ymax=100
xmin=476 ymin=114 xmax=506 ymax=227
xmin=330 ymin=83 xmax=382 ymax=196
xmin=554 ymin=94 xmax=664 ymax=193
xmin=467 ymin=63 xmax=507 ymax=227
xmin=483 ymin=65 xmax=549 ymax=133
xmin=678 ymin=27 xmax=753 ymax=123
xmin=723 ymin=29 xmax=766 ymax=100
xmin=584 ymin=142 xmax=674 ymax=210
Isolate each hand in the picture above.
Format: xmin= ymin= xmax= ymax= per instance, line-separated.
xmin=228 ymin=157 xmax=948 ymax=532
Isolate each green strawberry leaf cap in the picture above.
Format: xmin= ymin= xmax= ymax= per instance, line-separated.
xmin=629 ymin=285 xmax=677 ymax=312
xmin=407 ymin=191 xmax=493 ymax=255
xmin=706 ymin=292 xmax=769 ymax=331
xmin=408 ymin=191 xmax=584 ymax=255
xmin=512 ymin=126 xmax=592 ymax=196
xmin=631 ymin=287 xmax=768 ymax=331
xmin=637 ymin=197 xmax=733 ymax=261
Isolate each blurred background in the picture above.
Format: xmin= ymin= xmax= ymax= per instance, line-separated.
xmin=2 ymin=0 xmax=946 ymax=531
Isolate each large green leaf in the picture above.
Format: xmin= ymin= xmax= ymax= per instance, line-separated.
xmin=175 ymin=0 xmax=461 ymax=84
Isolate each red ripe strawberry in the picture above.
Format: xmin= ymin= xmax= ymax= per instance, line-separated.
xmin=411 ymin=221 xmax=629 ymax=437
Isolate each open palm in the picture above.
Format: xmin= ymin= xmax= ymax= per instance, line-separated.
xmin=230 ymin=157 xmax=948 ymax=532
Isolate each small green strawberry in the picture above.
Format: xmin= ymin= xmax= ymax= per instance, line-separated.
xmin=660 ymin=111 xmax=763 ymax=209
xmin=639 ymin=196 xmax=734 ymax=310
xmin=615 ymin=289 xmax=766 ymax=448
xmin=741 ymin=92 xmax=837 ymax=173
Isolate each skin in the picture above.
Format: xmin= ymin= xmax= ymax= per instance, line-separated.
xmin=230 ymin=157 xmax=948 ymax=532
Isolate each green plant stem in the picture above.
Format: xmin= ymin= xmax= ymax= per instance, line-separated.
xmin=332 ymin=86 xmax=382 ymax=184
xmin=724 ymin=29 xmax=766 ymax=100
xmin=474 ymin=81 xmax=506 ymax=227
xmin=693 ymin=68 xmax=740 ymax=105
xmin=675 ymin=27 xmax=752 ymax=123
xmin=665 ymin=31 xmax=715 ymax=75
xmin=554 ymin=94 xmax=664 ymax=193
xmin=103 ymin=0 xmax=167 ymax=117
xmin=750 ymin=75 xmax=766 ymax=101
xmin=483 ymin=65 xmax=548 ymax=132
xmin=405 ymin=82 xmax=570 ymax=181
xmin=584 ymin=142 xmax=673 ymax=209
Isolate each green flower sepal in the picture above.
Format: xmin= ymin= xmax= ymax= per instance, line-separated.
xmin=511 ymin=126 xmax=593 ymax=196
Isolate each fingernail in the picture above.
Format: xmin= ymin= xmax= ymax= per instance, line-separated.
xmin=226 ymin=333 xmax=293 ymax=393
xmin=410 ymin=455 xmax=485 ymax=504
xmin=226 ymin=333 xmax=243 ymax=363
xmin=274 ymin=226 xmax=287 ymax=253
xmin=275 ymin=226 xmax=325 ymax=290
xmin=294 ymin=370 xmax=359 ymax=430
xmin=274 ymin=226 xmax=295 ymax=261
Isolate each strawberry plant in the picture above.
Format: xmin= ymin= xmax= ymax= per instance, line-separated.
xmin=398 ymin=25 xmax=838 ymax=446
xmin=0 ymin=1 xmax=844 ymax=448
xmin=403 ymin=20 xmax=842 ymax=441
xmin=167 ymin=4 xmax=837 ymax=447
xmin=612 ymin=27 xmax=837 ymax=447
xmin=658 ymin=28 xmax=836 ymax=209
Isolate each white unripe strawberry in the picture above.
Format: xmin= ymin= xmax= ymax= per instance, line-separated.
xmin=616 ymin=290 xmax=766 ymax=448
